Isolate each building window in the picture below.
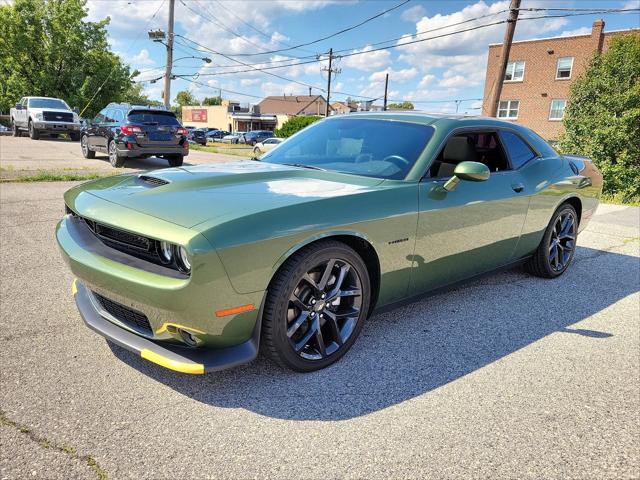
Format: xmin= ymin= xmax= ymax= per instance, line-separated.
xmin=497 ymin=100 xmax=519 ymax=119
xmin=556 ymin=57 xmax=573 ymax=79
xmin=549 ymin=99 xmax=567 ymax=120
xmin=504 ymin=60 xmax=525 ymax=81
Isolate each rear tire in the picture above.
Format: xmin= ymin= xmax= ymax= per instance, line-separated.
xmin=28 ymin=121 xmax=39 ymax=140
xmin=108 ymin=139 xmax=125 ymax=168
xmin=81 ymin=135 xmax=95 ymax=159
xmin=525 ymin=203 xmax=578 ymax=278
xmin=168 ymin=155 xmax=184 ymax=167
xmin=261 ymin=240 xmax=370 ymax=372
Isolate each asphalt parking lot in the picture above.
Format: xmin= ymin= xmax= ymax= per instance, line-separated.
xmin=0 ymin=135 xmax=246 ymax=179
xmin=1 ymin=177 xmax=638 ymax=478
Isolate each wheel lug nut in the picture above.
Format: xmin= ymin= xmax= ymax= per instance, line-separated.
xmin=311 ymin=299 xmax=316 ymax=304
xmin=321 ymin=294 xmax=326 ymax=299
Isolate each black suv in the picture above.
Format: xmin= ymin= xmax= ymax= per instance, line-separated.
xmin=80 ymin=103 xmax=189 ymax=168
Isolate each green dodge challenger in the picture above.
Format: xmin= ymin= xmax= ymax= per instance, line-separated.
xmin=56 ymin=113 xmax=602 ymax=374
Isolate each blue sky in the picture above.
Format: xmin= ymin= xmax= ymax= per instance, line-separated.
xmin=86 ymin=0 xmax=640 ymax=113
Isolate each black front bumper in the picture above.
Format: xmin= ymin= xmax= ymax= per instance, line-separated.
xmin=74 ymin=280 xmax=259 ymax=374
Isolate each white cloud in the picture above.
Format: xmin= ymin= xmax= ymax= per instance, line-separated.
xmin=369 ymin=67 xmax=418 ymax=84
xmin=273 ymin=0 xmax=354 ymax=11
xmin=130 ymin=49 xmax=155 ymax=66
xmin=340 ymin=45 xmax=391 ymax=71
xmin=623 ymin=0 xmax=640 ymax=9
xmin=240 ymin=78 xmax=261 ymax=87
xmin=559 ymin=27 xmax=592 ymax=37
xmin=401 ymin=5 xmax=426 ymax=23
xmin=261 ymin=81 xmax=307 ymax=97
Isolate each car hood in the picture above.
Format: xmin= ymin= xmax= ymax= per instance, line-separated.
xmin=72 ymin=161 xmax=384 ymax=228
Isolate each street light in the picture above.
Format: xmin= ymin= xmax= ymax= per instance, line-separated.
xmin=172 ymin=56 xmax=212 ymax=64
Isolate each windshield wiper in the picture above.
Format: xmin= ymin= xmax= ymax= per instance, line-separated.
xmin=281 ymin=163 xmax=326 ymax=171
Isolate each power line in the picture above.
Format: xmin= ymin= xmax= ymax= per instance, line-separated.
xmin=198 ymin=0 xmax=412 ymax=57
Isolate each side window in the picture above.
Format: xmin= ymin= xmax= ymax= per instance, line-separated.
xmin=427 ymin=131 xmax=511 ymax=178
xmin=103 ymin=109 xmax=116 ymax=123
xmin=111 ymin=109 xmax=124 ymax=124
xmin=499 ymin=131 xmax=536 ymax=169
xmin=556 ymin=57 xmax=573 ymax=79
xmin=94 ymin=108 xmax=107 ymax=123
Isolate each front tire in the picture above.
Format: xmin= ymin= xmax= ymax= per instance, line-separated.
xmin=12 ymin=121 xmax=20 ymax=137
xmin=525 ymin=203 xmax=578 ymax=278
xmin=69 ymin=132 xmax=80 ymax=142
xmin=262 ymin=240 xmax=370 ymax=372
xmin=28 ymin=121 xmax=39 ymax=140
xmin=108 ymin=139 xmax=125 ymax=167
xmin=253 ymin=146 xmax=261 ymax=156
xmin=81 ymin=135 xmax=95 ymax=159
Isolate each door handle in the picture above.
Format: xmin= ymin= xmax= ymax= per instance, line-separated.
xmin=511 ymin=183 xmax=525 ymax=193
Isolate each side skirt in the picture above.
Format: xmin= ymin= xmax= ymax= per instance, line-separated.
xmin=371 ymin=257 xmax=530 ymax=317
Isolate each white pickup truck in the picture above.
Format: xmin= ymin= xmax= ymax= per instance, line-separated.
xmin=10 ymin=96 xmax=81 ymax=141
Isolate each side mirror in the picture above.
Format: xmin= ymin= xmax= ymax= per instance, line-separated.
xmin=15 ymin=103 xmax=23 ymax=110
xmin=443 ymin=161 xmax=490 ymax=192
xmin=73 ymin=107 xmax=80 ymax=114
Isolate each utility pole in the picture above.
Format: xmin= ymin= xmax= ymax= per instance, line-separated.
xmin=163 ymin=0 xmax=176 ymax=109
xmin=486 ymin=0 xmax=520 ymax=117
xmin=321 ymin=49 xmax=341 ymax=116
xmin=383 ymin=73 xmax=389 ymax=111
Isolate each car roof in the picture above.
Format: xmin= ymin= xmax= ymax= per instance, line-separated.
xmin=328 ymin=111 xmax=536 ymax=135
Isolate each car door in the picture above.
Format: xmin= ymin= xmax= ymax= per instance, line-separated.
xmin=16 ymin=98 xmax=27 ymax=126
xmin=410 ymin=129 xmax=530 ymax=295
xmin=87 ymin=108 xmax=107 ymax=149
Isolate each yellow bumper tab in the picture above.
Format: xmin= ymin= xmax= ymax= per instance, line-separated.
xmin=140 ymin=348 xmax=204 ymax=374
xmin=71 ymin=279 xmax=78 ymax=296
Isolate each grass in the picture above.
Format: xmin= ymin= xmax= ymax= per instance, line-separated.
xmin=189 ymin=143 xmax=254 ymax=157
xmin=0 ymin=410 xmax=108 ymax=479
xmin=601 ymin=193 xmax=640 ymax=207
xmin=0 ymin=171 xmax=114 ymax=183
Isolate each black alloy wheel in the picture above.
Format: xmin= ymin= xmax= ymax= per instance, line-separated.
xmin=12 ymin=122 xmax=20 ymax=137
xmin=28 ymin=121 xmax=39 ymax=140
xmin=526 ymin=203 xmax=578 ymax=278
xmin=262 ymin=240 xmax=370 ymax=372
xmin=108 ymin=140 xmax=125 ymax=167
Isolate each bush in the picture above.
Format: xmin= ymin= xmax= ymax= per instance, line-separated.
xmin=557 ymin=35 xmax=640 ymax=203
xmin=275 ymin=115 xmax=321 ymax=138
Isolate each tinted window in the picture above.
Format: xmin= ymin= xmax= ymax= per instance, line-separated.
xmin=28 ymin=98 xmax=69 ymax=109
xmin=104 ymin=109 xmax=116 ymax=123
xmin=500 ymin=131 xmax=536 ymax=169
xmin=94 ymin=108 xmax=107 ymax=123
xmin=127 ymin=111 xmax=180 ymax=126
xmin=111 ymin=109 xmax=124 ymax=123
xmin=262 ymin=118 xmax=434 ymax=180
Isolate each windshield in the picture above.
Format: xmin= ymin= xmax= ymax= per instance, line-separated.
xmin=261 ymin=118 xmax=434 ymax=180
xmin=127 ymin=111 xmax=180 ymax=126
xmin=28 ymin=98 xmax=69 ymax=109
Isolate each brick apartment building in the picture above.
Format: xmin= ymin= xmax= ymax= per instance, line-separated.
xmin=482 ymin=20 xmax=639 ymax=139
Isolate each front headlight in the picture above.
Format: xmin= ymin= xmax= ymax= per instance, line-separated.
xmin=157 ymin=241 xmax=173 ymax=264
xmin=177 ymin=246 xmax=191 ymax=273
xmin=73 ymin=113 xmax=79 ymax=123
xmin=35 ymin=112 xmax=43 ymax=120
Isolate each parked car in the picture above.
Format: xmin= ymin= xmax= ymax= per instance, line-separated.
xmin=80 ymin=103 xmax=189 ymax=168
xmin=0 ymin=124 xmax=9 ymax=133
xmin=10 ymin=96 xmax=81 ymax=141
xmin=253 ymin=137 xmax=283 ymax=156
xmin=243 ymin=130 xmax=275 ymax=146
xmin=207 ymin=130 xmax=229 ymax=141
xmin=221 ymin=132 xmax=244 ymax=144
xmin=57 ymin=113 xmax=602 ymax=375
xmin=188 ymin=128 xmax=207 ymax=145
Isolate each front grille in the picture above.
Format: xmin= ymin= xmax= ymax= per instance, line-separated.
xmin=93 ymin=292 xmax=152 ymax=335
xmin=43 ymin=111 xmax=73 ymax=122
xmin=65 ymin=206 xmax=189 ymax=276
xmin=138 ymin=175 xmax=169 ymax=187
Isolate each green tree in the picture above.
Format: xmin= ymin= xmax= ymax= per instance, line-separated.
xmin=558 ymin=35 xmax=640 ymax=203
xmin=202 ymin=96 xmax=222 ymax=106
xmin=173 ymin=90 xmax=199 ymax=107
xmin=275 ymin=115 xmax=321 ymax=138
xmin=122 ymin=82 xmax=163 ymax=106
xmin=0 ymin=0 xmax=134 ymax=117
xmin=386 ymin=101 xmax=414 ymax=110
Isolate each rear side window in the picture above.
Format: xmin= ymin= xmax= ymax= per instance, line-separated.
xmin=127 ymin=111 xmax=180 ymax=126
xmin=500 ymin=130 xmax=536 ymax=169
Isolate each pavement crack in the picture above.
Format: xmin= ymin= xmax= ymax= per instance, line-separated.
xmin=0 ymin=409 xmax=108 ymax=480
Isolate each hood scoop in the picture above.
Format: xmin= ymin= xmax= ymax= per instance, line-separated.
xmin=137 ymin=175 xmax=170 ymax=188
